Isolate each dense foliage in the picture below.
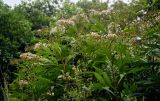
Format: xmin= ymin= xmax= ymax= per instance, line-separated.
xmin=0 ymin=0 xmax=160 ymax=101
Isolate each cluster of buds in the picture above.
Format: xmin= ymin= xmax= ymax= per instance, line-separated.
xmin=34 ymin=42 xmax=50 ymax=50
xmin=18 ymin=80 xmax=29 ymax=87
xmin=58 ymin=72 xmax=72 ymax=80
xmin=72 ymin=65 xmax=80 ymax=75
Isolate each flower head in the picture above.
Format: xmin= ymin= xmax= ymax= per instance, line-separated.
xmin=105 ymin=34 xmax=117 ymax=40
xmin=20 ymin=52 xmax=39 ymax=60
xmin=18 ymin=80 xmax=28 ymax=86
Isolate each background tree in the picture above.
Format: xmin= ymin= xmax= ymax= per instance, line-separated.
xmin=0 ymin=1 xmax=33 ymax=100
xmin=14 ymin=0 xmax=62 ymax=30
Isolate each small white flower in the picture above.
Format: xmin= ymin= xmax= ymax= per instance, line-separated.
xmin=58 ymin=75 xmax=63 ymax=79
xmin=137 ymin=17 xmax=141 ymax=21
xmin=136 ymin=36 xmax=141 ymax=41
xmin=19 ymin=80 xmax=28 ymax=86
xmin=130 ymin=36 xmax=142 ymax=45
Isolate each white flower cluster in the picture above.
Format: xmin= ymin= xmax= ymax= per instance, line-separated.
xmin=50 ymin=26 xmax=66 ymax=34
xmin=101 ymin=9 xmax=112 ymax=15
xmin=69 ymin=13 xmax=89 ymax=23
xmin=90 ymin=9 xmax=100 ymax=15
xmin=20 ymin=52 xmax=50 ymax=63
xmin=89 ymin=9 xmax=112 ymax=16
xmin=84 ymin=32 xmax=101 ymax=40
xmin=90 ymin=32 xmax=101 ymax=38
xmin=69 ymin=15 xmax=77 ymax=22
xmin=80 ymin=13 xmax=89 ymax=20
xmin=50 ymin=17 xmax=75 ymax=34
xmin=20 ymin=52 xmax=39 ymax=60
xmin=85 ymin=32 xmax=117 ymax=40
xmin=103 ymin=34 xmax=117 ymax=40
xmin=56 ymin=19 xmax=75 ymax=26
xmin=50 ymin=13 xmax=89 ymax=34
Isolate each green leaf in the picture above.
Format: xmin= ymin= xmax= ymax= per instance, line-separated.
xmin=127 ymin=68 xmax=145 ymax=74
xmin=123 ymin=28 xmax=136 ymax=33
xmin=89 ymin=83 xmax=104 ymax=90
xmin=50 ymin=43 xmax=62 ymax=56
xmin=103 ymin=87 xmax=115 ymax=96
xmin=93 ymin=72 xmax=106 ymax=86
xmin=94 ymin=67 xmax=112 ymax=87
xmin=117 ymin=73 xmax=126 ymax=87
xmin=102 ymin=72 xmax=112 ymax=87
